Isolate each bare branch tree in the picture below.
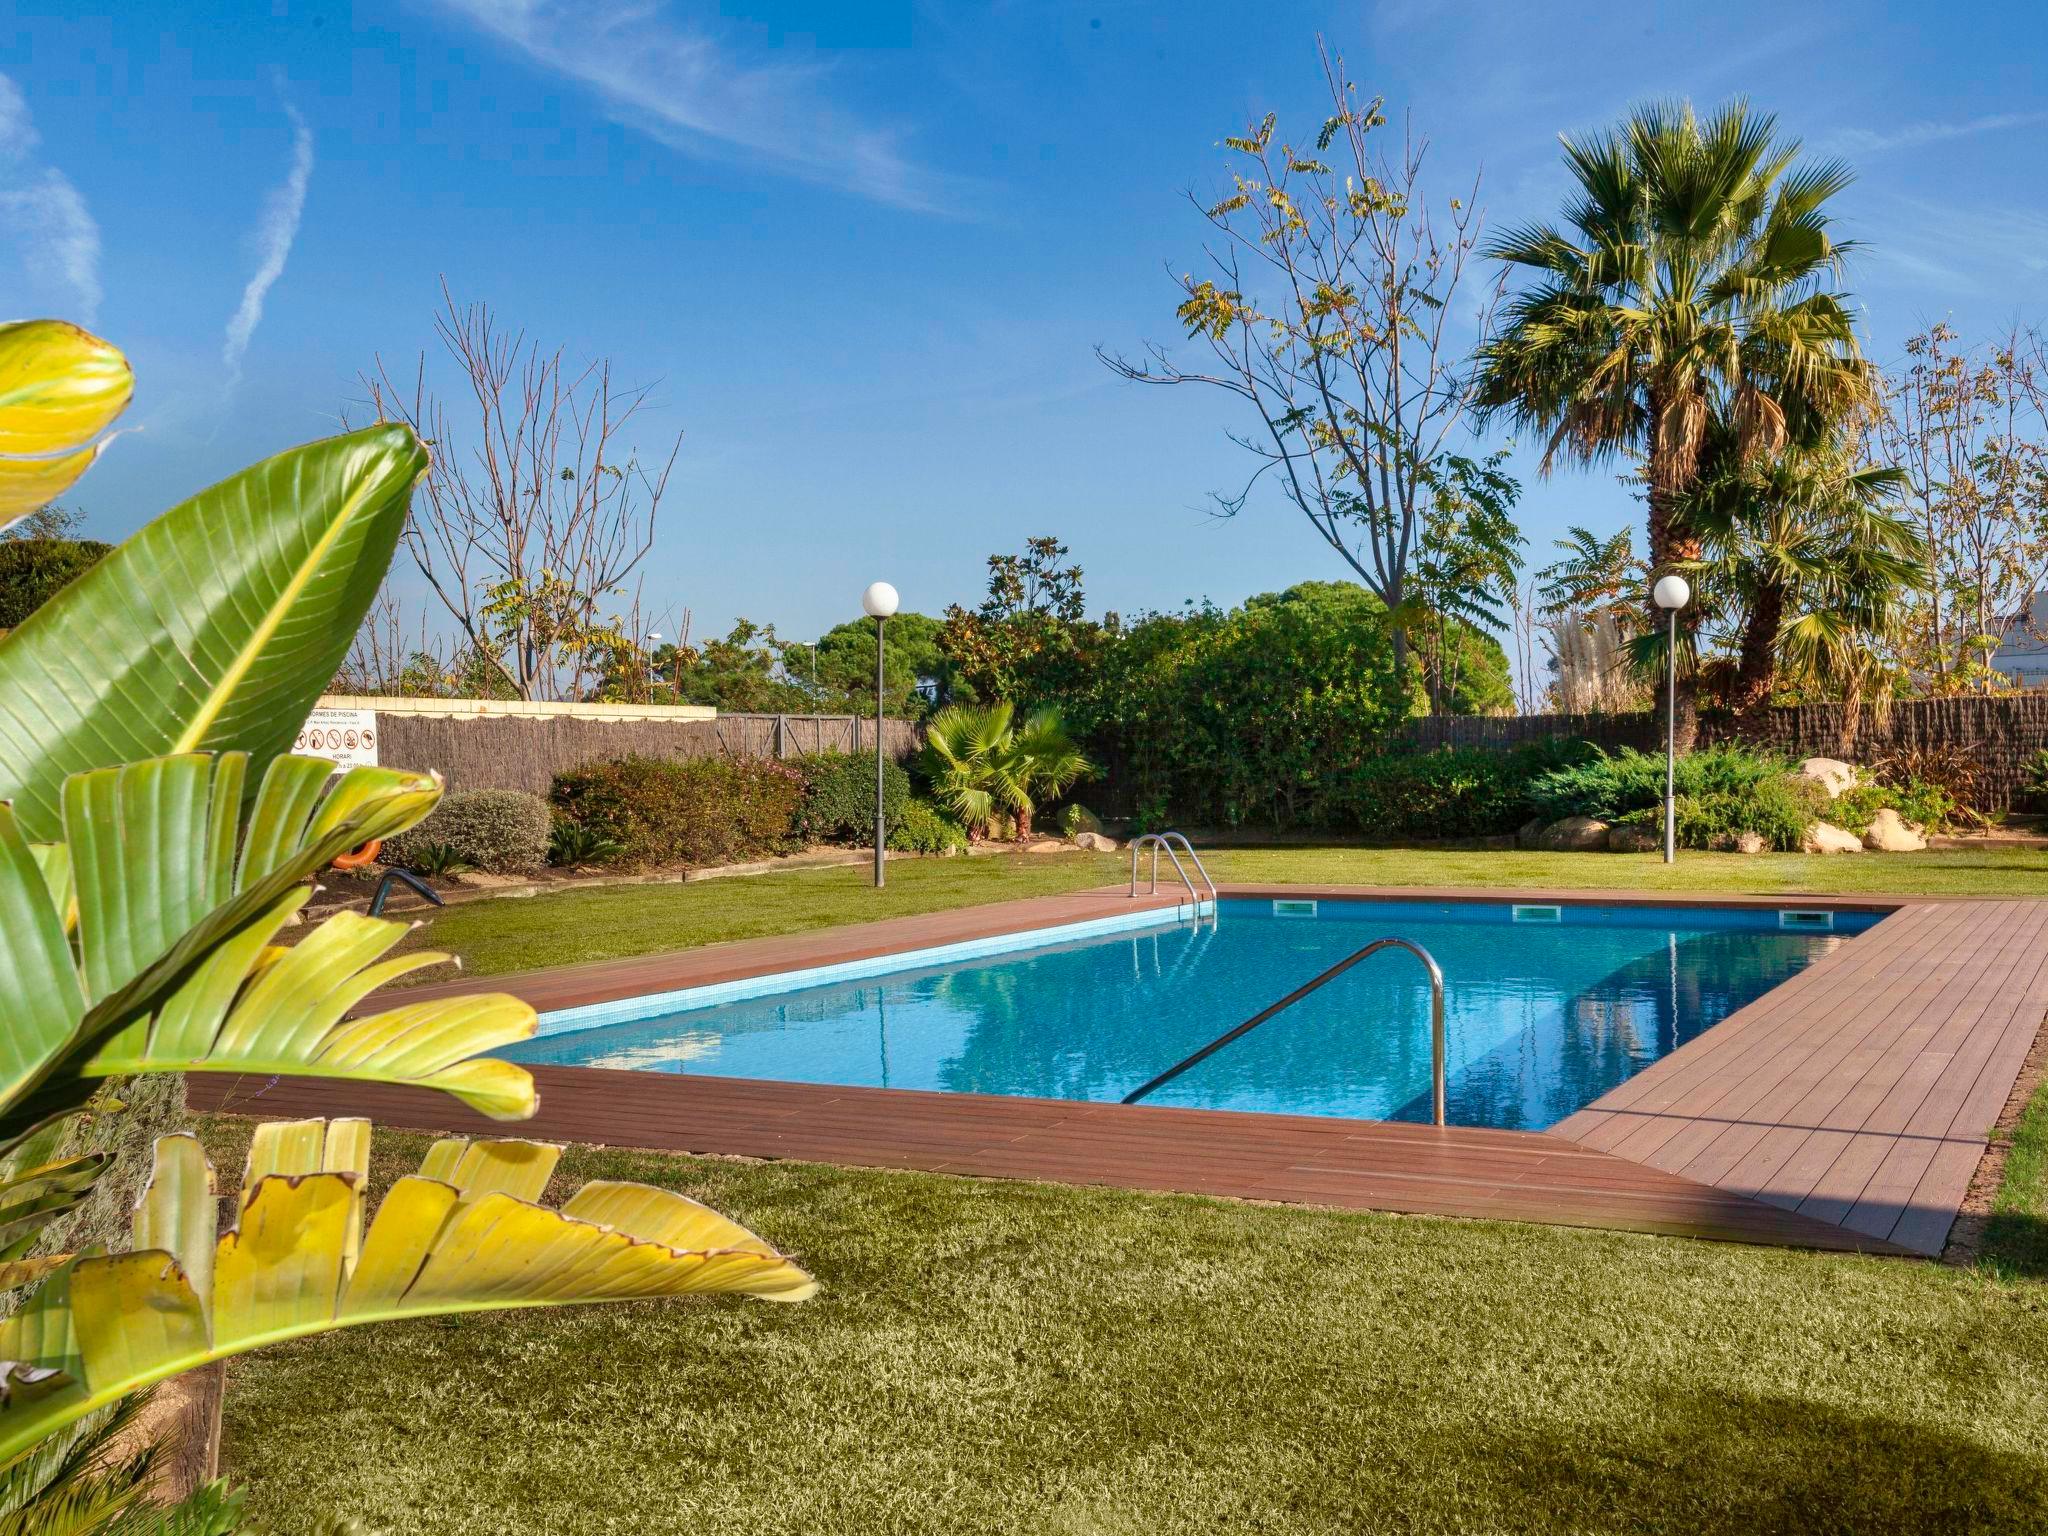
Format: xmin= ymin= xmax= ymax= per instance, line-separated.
xmin=1098 ymin=38 xmax=1498 ymax=689
xmin=364 ymin=282 xmax=682 ymax=701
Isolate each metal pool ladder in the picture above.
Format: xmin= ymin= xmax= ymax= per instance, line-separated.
xmin=1129 ymin=831 xmax=1218 ymax=907
xmin=1121 ymin=936 xmax=1448 ymax=1126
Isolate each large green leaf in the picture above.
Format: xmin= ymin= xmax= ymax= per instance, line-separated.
xmin=0 ymin=1125 xmax=815 ymax=1460
xmin=0 ymin=424 xmax=427 ymax=841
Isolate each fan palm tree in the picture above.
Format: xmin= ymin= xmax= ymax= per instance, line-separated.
xmin=921 ymin=702 xmax=1090 ymax=840
xmin=1687 ymin=434 xmax=1925 ymax=712
xmin=1473 ymin=98 xmax=1869 ymax=742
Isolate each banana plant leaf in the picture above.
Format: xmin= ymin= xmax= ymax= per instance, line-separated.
xmin=0 ymin=1125 xmax=817 ymax=1461
xmin=0 ymin=751 xmax=536 ymax=1150
xmin=0 ymin=423 xmax=427 ymax=842
xmin=0 ymin=322 xmax=132 ymax=529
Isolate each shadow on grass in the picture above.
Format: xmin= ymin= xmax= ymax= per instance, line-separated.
xmin=1484 ymin=1389 xmax=2046 ymax=1533
xmin=1977 ymin=1210 xmax=2048 ymax=1282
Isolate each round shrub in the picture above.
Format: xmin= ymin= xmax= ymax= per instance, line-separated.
xmin=797 ymin=750 xmax=911 ymax=843
xmin=887 ymin=798 xmax=967 ymax=854
xmin=385 ymin=789 xmax=552 ymax=874
xmin=550 ymin=755 xmax=805 ymax=870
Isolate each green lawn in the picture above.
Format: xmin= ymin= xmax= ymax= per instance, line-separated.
xmin=204 ymin=1119 xmax=2048 ymax=1535
xmin=396 ymin=845 xmax=2048 ymax=981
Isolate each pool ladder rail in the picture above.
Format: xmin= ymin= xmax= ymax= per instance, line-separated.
xmin=1121 ymin=936 xmax=1448 ymax=1127
xmin=1128 ymin=831 xmax=1218 ymax=910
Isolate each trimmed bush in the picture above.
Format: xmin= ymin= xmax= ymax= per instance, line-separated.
xmin=1336 ymin=739 xmax=1598 ymax=840
xmin=385 ymin=788 xmax=552 ymax=874
xmin=0 ymin=538 xmax=111 ymax=629
xmin=550 ymin=755 xmax=805 ymax=869
xmin=888 ymin=798 xmax=968 ymax=854
xmin=1525 ymin=743 xmax=1793 ymax=825
xmin=797 ymin=751 xmax=911 ymax=843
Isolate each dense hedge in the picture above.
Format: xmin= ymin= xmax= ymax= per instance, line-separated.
xmin=1335 ymin=741 xmax=1595 ymax=840
xmin=386 ymin=788 xmax=553 ymax=873
xmin=0 ymin=537 xmax=112 ymax=629
xmin=887 ymin=798 xmax=968 ymax=853
xmin=797 ymin=750 xmax=911 ymax=842
xmin=550 ymin=755 xmax=805 ymax=868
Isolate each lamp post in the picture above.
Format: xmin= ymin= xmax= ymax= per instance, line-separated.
xmin=1651 ymin=574 xmax=1691 ymax=864
xmin=861 ymin=581 xmax=899 ymax=888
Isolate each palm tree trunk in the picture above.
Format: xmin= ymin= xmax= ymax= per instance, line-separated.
xmin=1646 ymin=382 xmax=1705 ymax=750
xmin=1733 ymin=581 xmax=1785 ymax=714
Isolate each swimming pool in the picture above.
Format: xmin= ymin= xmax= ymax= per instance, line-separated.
xmin=503 ymin=898 xmax=1881 ymax=1130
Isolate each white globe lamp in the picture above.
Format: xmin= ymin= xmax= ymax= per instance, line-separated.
xmin=861 ymin=581 xmax=899 ymax=887
xmin=1652 ymin=573 xmax=1691 ymax=864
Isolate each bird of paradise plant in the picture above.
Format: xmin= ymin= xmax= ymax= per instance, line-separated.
xmin=0 ymin=320 xmax=814 ymax=1513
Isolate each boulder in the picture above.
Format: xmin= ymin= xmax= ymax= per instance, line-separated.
xmin=1797 ymin=757 xmax=1858 ymax=799
xmin=1733 ymin=831 xmax=1768 ymax=856
xmin=1062 ymin=805 xmax=1106 ymax=836
xmin=1534 ymin=816 xmax=1612 ymax=852
xmin=1606 ymin=825 xmax=1660 ymax=853
xmin=1800 ymin=820 xmax=1863 ymax=854
xmin=1072 ymin=831 xmax=1119 ymax=853
xmin=1516 ymin=816 xmax=1549 ymax=850
xmin=1022 ymin=837 xmax=1071 ymax=854
xmin=1862 ymin=807 xmax=1928 ymax=852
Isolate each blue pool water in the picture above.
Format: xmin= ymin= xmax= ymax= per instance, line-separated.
xmin=504 ymin=899 xmax=1880 ymax=1130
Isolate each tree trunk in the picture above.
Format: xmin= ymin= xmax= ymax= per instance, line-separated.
xmin=1646 ymin=381 xmax=1705 ymax=751
xmin=1015 ymin=803 xmax=1033 ymax=840
xmin=1732 ymin=581 xmax=1785 ymax=714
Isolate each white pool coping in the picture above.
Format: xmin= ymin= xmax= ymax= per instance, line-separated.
xmin=534 ymin=897 xmax=1216 ymax=1038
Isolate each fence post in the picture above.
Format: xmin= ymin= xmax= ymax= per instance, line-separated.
xmin=775 ymin=714 xmax=786 ymax=758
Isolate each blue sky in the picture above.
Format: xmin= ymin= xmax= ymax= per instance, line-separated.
xmin=5 ymin=0 xmax=2045 ymax=649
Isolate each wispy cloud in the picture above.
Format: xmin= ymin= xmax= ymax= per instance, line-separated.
xmin=432 ymin=0 xmax=966 ymax=213
xmin=222 ymin=103 xmax=315 ymax=384
xmin=1820 ymin=110 xmax=2048 ymax=159
xmin=0 ymin=73 xmax=103 ymax=322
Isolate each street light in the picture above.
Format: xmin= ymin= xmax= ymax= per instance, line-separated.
xmin=1652 ymin=574 xmax=1691 ymax=865
xmin=861 ymin=581 xmax=899 ymax=888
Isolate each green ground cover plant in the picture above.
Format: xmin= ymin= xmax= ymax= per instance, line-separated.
xmin=204 ymin=1119 xmax=2048 ymax=1536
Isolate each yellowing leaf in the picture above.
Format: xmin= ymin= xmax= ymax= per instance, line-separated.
xmin=0 ymin=321 xmax=132 ymax=527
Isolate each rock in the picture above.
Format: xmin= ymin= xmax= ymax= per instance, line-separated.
xmin=1606 ymin=825 xmax=1660 ymax=853
xmin=1022 ymin=838 xmax=1070 ymax=854
xmin=1797 ymin=757 xmax=1859 ymax=799
xmin=1516 ymin=817 xmax=1548 ymax=850
xmin=1534 ymin=816 xmax=1612 ymax=852
xmin=1733 ymin=831 xmax=1768 ymax=855
xmin=1800 ymin=821 xmax=1863 ymax=854
xmin=1862 ymin=807 xmax=1928 ymax=852
xmin=452 ymin=870 xmax=531 ymax=888
xmin=1062 ymin=805 xmax=1106 ymax=836
xmin=1072 ymin=831 xmax=1119 ymax=853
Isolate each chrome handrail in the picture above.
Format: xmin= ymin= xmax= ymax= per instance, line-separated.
xmin=1120 ymin=936 xmax=1447 ymax=1126
xmin=1129 ymin=831 xmax=1203 ymax=907
xmin=1155 ymin=831 xmax=1218 ymax=903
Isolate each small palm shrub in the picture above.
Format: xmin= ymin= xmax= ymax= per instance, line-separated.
xmin=549 ymin=818 xmax=626 ymax=866
xmin=797 ymin=750 xmax=911 ymax=843
xmin=403 ymin=841 xmax=470 ymax=878
xmin=887 ymin=798 xmax=968 ymax=854
xmin=384 ymin=788 xmax=551 ymax=873
xmin=921 ymin=702 xmax=1090 ymax=839
xmin=550 ymin=755 xmax=805 ymax=869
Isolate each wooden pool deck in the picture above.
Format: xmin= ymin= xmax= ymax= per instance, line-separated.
xmin=190 ymin=884 xmax=2048 ymax=1259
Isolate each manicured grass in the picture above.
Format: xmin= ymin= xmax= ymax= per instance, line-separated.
xmin=398 ymin=845 xmax=2048 ymax=980
xmin=1984 ymin=1074 xmax=2048 ymax=1281
xmin=203 ymin=1118 xmax=2048 ymax=1535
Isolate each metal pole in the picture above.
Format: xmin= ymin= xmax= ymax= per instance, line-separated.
xmin=1664 ymin=604 xmax=1678 ymax=864
xmin=874 ymin=613 xmax=887 ymax=889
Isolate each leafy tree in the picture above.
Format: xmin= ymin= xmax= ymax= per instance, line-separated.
xmin=1099 ymin=40 xmax=1488 ymax=694
xmin=1474 ymin=99 xmax=1868 ymax=744
xmin=1408 ymin=450 xmax=1523 ymax=714
xmin=938 ymin=536 xmax=1116 ymax=710
xmin=0 ymin=538 xmax=110 ymax=631
xmin=647 ymin=619 xmax=817 ymax=713
xmin=0 ymin=503 xmax=86 ymax=542
xmin=787 ymin=610 xmax=953 ymax=717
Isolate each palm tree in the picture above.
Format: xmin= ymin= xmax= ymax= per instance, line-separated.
xmin=1687 ymin=435 xmax=1926 ymax=712
xmin=921 ymin=702 xmax=1091 ymax=840
xmin=1474 ymin=99 xmax=1868 ymax=742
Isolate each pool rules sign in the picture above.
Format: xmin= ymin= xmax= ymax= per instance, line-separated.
xmin=295 ymin=706 xmax=379 ymax=768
